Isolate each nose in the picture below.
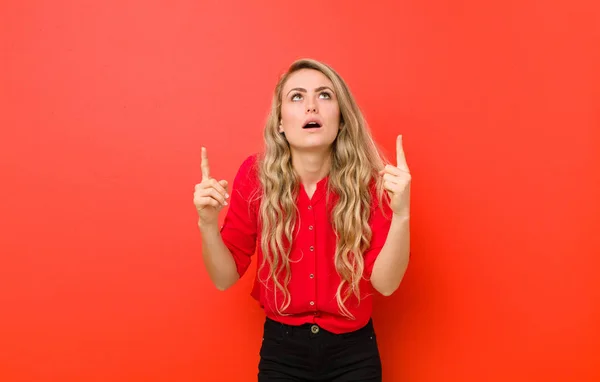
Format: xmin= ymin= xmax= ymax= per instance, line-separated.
xmin=306 ymin=99 xmax=317 ymax=114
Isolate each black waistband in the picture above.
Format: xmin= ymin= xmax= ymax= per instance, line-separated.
xmin=264 ymin=316 xmax=374 ymax=338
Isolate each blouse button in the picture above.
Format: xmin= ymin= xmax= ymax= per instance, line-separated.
xmin=310 ymin=246 xmax=314 ymax=251
xmin=309 ymin=225 xmax=314 ymax=230
xmin=309 ymin=301 xmax=315 ymax=306
xmin=308 ymin=205 xmax=312 ymax=210
xmin=309 ymin=274 xmax=314 ymax=278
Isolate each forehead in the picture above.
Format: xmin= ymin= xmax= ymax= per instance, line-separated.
xmin=282 ymin=69 xmax=334 ymax=92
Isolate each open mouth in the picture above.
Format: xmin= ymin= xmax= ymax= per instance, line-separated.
xmin=303 ymin=121 xmax=322 ymax=129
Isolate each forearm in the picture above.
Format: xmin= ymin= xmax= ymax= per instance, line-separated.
xmin=370 ymin=214 xmax=410 ymax=296
xmin=198 ymin=221 xmax=240 ymax=291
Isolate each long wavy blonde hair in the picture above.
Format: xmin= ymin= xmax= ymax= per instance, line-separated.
xmin=257 ymin=58 xmax=389 ymax=319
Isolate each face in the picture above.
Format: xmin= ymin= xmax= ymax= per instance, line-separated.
xmin=279 ymin=69 xmax=341 ymax=152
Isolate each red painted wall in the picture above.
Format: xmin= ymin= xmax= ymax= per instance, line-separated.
xmin=1 ymin=1 xmax=599 ymax=381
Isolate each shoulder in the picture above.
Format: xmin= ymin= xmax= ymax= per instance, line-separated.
xmin=232 ymin=153 xmax=262 ymax=195
xmin=238 ymin=152 xmax=260 ymax=171
xmin=235 ymin=153 xmax=261 ymax=179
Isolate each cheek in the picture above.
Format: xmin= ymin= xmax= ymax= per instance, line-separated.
xmin=323 ymin=103 xmax=341 ymax=125
xmin=280 ymin=104 xmax=301 ymax=125
xmin=279 ymin=105 xmax=290 ymax=123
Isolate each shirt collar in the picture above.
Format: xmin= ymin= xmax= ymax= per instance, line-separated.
xmin=299 ymin=176 xmax=329 ymax=205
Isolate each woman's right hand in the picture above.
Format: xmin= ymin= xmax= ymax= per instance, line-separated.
xmin=194 ymin=147 xmax=229 ymax=227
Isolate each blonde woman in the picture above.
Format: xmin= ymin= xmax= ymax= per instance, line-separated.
xmin=194 ymin=58 xmax=411 ymax=381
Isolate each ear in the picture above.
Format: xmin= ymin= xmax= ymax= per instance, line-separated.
xmin=278 ymin=122 xmax=283 ymax=133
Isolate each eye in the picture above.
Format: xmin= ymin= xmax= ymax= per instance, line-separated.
xmin=319 ymin=91 xmax=332 ymax=100
xmin=291 ymin=93 xmax=303 ymax=101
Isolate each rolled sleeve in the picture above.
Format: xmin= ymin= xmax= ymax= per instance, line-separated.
xmin=363 ymin=193 xmax=393 ymax=279
xmin=220 ymin=155 xmax=260 ymax=278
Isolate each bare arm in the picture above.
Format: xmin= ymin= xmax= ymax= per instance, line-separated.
xmin=371 ymin=214 xmax=410 ymax=296
xmin=371 ymin=135 xmax=412 ymax=296
xmin=194 ymin=147 xmax=240 ymax=291
xmin=198 ymin=221 xmax=240 ymax=291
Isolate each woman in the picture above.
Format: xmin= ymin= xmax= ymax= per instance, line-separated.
xmin=194 ymin=58 xmax=411 ymax=381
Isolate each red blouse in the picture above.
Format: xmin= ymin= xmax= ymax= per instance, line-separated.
xmin=219 ymin=154 xmax=392 ymax=334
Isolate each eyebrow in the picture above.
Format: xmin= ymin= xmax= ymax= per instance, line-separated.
xmin=286 ymin=86 xmax=335 ymax=96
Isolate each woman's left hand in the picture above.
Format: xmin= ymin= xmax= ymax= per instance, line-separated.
xmin=379 ymin=135 xmax=411 ymax=217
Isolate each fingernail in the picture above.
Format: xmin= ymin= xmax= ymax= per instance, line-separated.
xmin=225 ymin=193 xmax=230 ymax=199
xmin=223 ymin=201 xmax=228 ymax=205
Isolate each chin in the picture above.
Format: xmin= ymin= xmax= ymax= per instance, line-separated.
xmin=287 ymin=131 xmax=337 ymax=151
xmin=294 ymin=141 xmax=335 ymax=152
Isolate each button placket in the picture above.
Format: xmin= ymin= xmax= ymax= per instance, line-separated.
xmin=307 ymin=203 xmax=317 ymax=311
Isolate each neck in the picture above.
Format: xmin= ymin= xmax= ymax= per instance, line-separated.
xmin=290 ymin=147 xmax=332 ymax=186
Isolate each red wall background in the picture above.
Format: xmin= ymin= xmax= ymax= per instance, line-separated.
xmin=1 ymin=1 xmax=599 ymax=381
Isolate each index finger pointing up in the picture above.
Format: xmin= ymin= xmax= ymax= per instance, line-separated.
xmin=201 ymin=147 xmax=211 ymax=179
xmin=396 ymin=135 xmax=409 ymax=173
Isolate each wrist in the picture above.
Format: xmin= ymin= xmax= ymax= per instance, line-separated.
xmin=198 ymin=219 xmax=220 ymax=234
xmin=392 ymin=212 xmax=410 ymax=224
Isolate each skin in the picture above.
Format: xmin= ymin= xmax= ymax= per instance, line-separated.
xmin=278 ymin=68 xmax=341 ymax=197
xmin=194 ymin=69 xmax=411 ymax=295
xmin=371 ymin=135 xmax=411 ymax=296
